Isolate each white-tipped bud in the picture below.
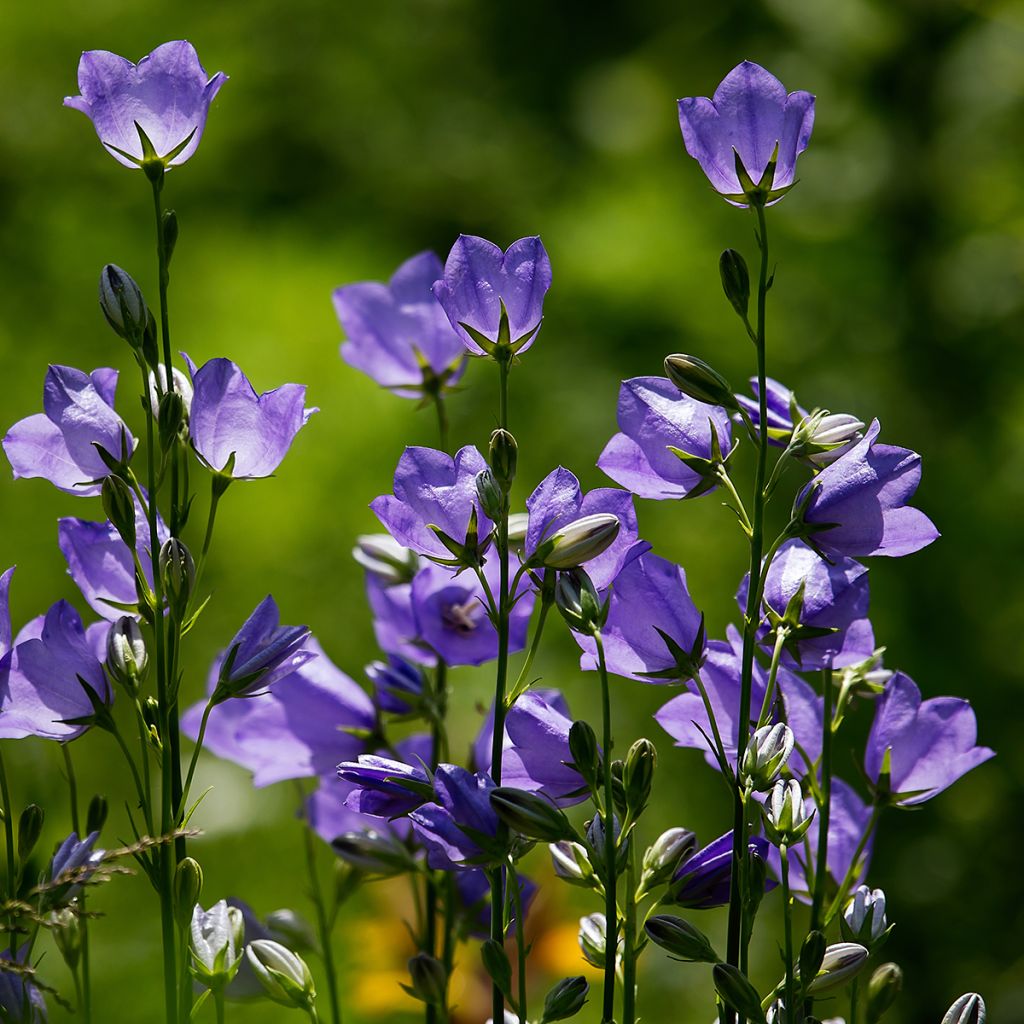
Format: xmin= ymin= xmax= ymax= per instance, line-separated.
xmin=106 ymin=616 xmax=149 ymax=692
xmin=741 ymin=723 xmax=794 ymax=791
xmin=842 ymin=885 xmax=889 ymax=946
xmin=641 ymin=828 xmax=697 ymax=891
xmin=352 ymin=534 xmax=421 ymax=585
xmin=942 ymin=993 xmax=986 ymax=1024
xmin=99 ymin=264 xmax=147 ymax=341
xmin=506 ymin=512 xmax=529 ymax=548
xmin=794 ymin=410 xmax=865 ymax=466
xmin=805 ymin=942 xmax=870 ymax=995
xmin=577 ymin=913 xmax=609 ymax=970
xmin=536 ymin=514 xmax=620 ymax=570
xmin=550 ymin=840 xmax=596 ymax=888
xmin=190 ymin=900 xmax=242 ymax=987
xmin=148 ymin=366 xmax=194 ymax=418
xmin=245 ymin=939 xmax=316 ymax=1010
xmin=765 ymin=779 xmax=813 ymax=845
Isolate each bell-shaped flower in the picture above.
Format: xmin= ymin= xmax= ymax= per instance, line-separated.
xmin=64 ymin=41 xmax=227 ymax=169
xmin=598 ymin=377 xmax=733 ymax=500
xmin=432 ymin=235 xmax=552 ymax=356
xmin=0 ymin=601 xmax=112 ymax=741
xmin=841 ymin=885 xmax=889 ymax=946
xmin=183 ymin=637 xmax=373 ymax=787
xmin=48 ymin=831 xmax=104 ymax=904
xmin=185 ymin=357 xmax=316 ymax=480
xmin=338 ymin=748 xmax=433 ymax=819
xmin=409 ymin=765 xmax=503 ymax=870
xmin=365 ymin=574 xmax=434 ymax=667
xmin=212 ymin=596 xmax=312 ymax=702
xmin=3 ymin=366 xmax=134 ymax=497
xmin=864 ymin=672 xmax=993 ymax=806
xmin=334 ymin=250 xmax=467 ymax=397
xmin=677 ymin=61 xmax=814 ymax=205
xmin=371 ymin=445 xmax=492 ymax=564
xmin=0 ymin=946 xmax=47 ymax=1023
xmin=523 ymin=467 xmax=643 ymax=589
xmin=742 ymin=539 xmax=875 ymax=670
xmin=796 ymin=420 xmax=938 ymax=559
xmin=575 ymin=552 xmax=706 ymax=683
xmin=669 ymin=830 xmax=774 ymax=909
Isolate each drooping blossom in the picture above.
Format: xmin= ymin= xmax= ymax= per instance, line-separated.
xmin=333 ymin=251 xmax=467 ymax=396
xmin=524 ymin=467 xmax=644 ymax=588
xmin=371 ymin=445 xmax=491 ymax=563
xmin=182 ymin=638 xmax=373 ymax=787
xmin=49 ymin=831 xmax=104 ymax=900
xmin=455 ymin=868 xmax=537 ymax=939
xmin=796 ymin=420 xmax=939 ymax=559
xmin=3 ymin=366 xmax=134 ymax=496
xmin=740 ymin=539 xmax=875 ymax=670
xmin=185 ymin=357 xmax=316 ymax=480
xmin=410 ymin=557 xmax=533 ymax=667
xmin=576 ymin=552 xmax=705 ymax=682
xmin=598 ymin=377 xmax=733 ymax=500
xmin=409 ymin=765 xmax=502 ymax=870
xmin=0 ymin=601 xmax=111 ymax=741
xmin=677 ymin=61 xmax=814 ymax=204
xmin=338 ymin=736 xmax=435 ymax=819
xmin=0 ymin=946 xmax=47 ymax=1023
xmin=367 ymin=655 xmax=426 ymax=715
xmin=64 ymin=41 xmax=227 ymax=169
xmin=432 ymin=235 xmax=552 ymax=356
xmin=670 ymin=830 xmax=774 ymax=909
xmin=58 ymin=498 xmax=169 ymax=620
xmin=864 ymin=672 xmax=993 ymax=806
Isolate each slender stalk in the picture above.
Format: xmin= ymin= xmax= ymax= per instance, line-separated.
xmin=179 ymin=701 xmax=214 ymax=819
xmin=824 ymin=806 xmax=882 ymax=925
xmin=755 ymin=629 xmax=788 ymax=728
xmin=780 ymin=845 xmax=796 ymax=1022
xmin=726 ymin=201 xmax=771 ymax=1024
xmin=214 ymin=989 xmax=226 ymax=1024
xmin=300 ymin=802 xmax=342 ymax=1024
xmin=622 ymin=836 xmax=638 ymax=1024
xmin=510 ymin=862 xmax=528 ymax=1024
xmin=433 ymin=393 xmax=450 ymax=455
xmin=809 ymin=666 xmax=834 ymax=931
xmin=849 ymin=979 xmax=859 ymax=1024
xmin=62 ymin=744 xmax=91 ymax=1024
xmin=0 ymin=746 xmax=16 ymax=904
xmin=594 ymin=633 xmax=617 ymax=1023
xmin=508 ymin=578 xmax=554 ymax=701
xmin=425 ymin=661 xmax=449 ymax=1024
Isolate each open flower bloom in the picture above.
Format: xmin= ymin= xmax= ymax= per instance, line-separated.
xmin=3 ymin=366 xmax=133 ymax=496
xmin=670 ymin=830 xmax=774 ymax=908
xmin=49 ymin=831 xmax=104 ymax=900
xmin=64 ymin=41 xmax=227 ymax=168
xmin=432 ymin=235 xmax=552 ymax=356
xmin=677 ymin=61 xmax=814 ymax=204
xmin=334 ymin=250 xmax=467 ymax=396
xmin=183 ymin=638 xmax=373 ymax=787
xmin=365 ymin=573 xmax=435 ymax=667
xmin=598 ymin=377 xmax=733 ymax=500
xmin=371 ymin=445 xmax=492 ymax=562
xmin=338 ymin=748 xmax=432 ymax=819
xmin=865 ymin=672 xmax=993 ymax=806
xmin=576 ymin=552 xmax=706 ymax=682
xmin=796 ymin=420 xmax=939 ymax=559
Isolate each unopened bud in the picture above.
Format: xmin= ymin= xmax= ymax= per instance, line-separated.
xmin=481 ymin=939 xmax=512 ymax=997
xmin=405 ymin=953 xmax=448 ymax=1006
xmin=719 ymin=249 xmax=750 ymax=318
xmin=506 ymin=512 xmax=529 ymax=548
xmin=174 ymin=858 xmax=204 ymax=931
xmin=99 ymin=264 xmax=147 ymax=343
xmin=741 ymin=723 xmax=794 ymax=791
xmin=101 ymin=476 xmax=137 ymax=548
xmin=536 ymin=514 xmax=620 ymax=571
xmin=645 ymin=915 xmax=718 ymax=963
xmin=842 ymin=885 xmax=889 ymax=947
xmin=712 ymin=963 xmax=764 ymax=1022
xmin=331 ymin=829 xmax=416 ymax=876
xmin=49 ymin=906 xmax=83 ymax=970
xmin=664 ymin=354 xmax=738 ymax=410
xmin=246 ymin=939 xmax=316 ymax=1010
xmin=476 ymin=468 xmax=504 ymax=521
xmin=799 ymin=930 xmax=826 ymax=986
xmin=641 ymin=828 xmax=697 ymax=890
xmin=190 ymin=900 xmax=242 ymax=986
xmin=764 ymin=779 xmax=813 ymax=845
xmin=866 ymin=962 xmax=903 ymax=1023
xmin=159 ymin=538 xmax=195 ymax=619
xmin=577 ymin=913 xmax=609 ymax=969
xmin=942 ymin=994 xmax=986 ymax=1024
xmin=106 ymin=616 xmax=149 ymax=692
xmin=157 ymin=390 xmax=188 ymax=452
xmin=17 ymin=804 xmax=44 ymax=862
xmin=568 ymin=720 xmax=600 ymax=793
xmin=555 ymin=568 xmax=606 ymax=637
xmin=795 ymin=411 xmax=865 ymax=466
xmin=542 ymin=976 xmax=589 ymax=1022
xmin=490 ymin=787 xmax=575 ymax=843
xmin=805 ymin=942 xmax=869 ymax=995
xmin=85 ymin=795 xmax=108 ymax=835
xmin=489 ymin=428 xmax=517 ymax=492
xmin=623 ymin=738 xmax=656 ymax=818
xmin=353 ymin=534 xmax=420 ymax=585
xmin=266 ymin=909 xmax=317 ymax=953
xmin=550 ymin=841 xmax=596 ymax=887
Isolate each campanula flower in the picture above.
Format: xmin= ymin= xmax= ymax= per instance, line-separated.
xmin=736 ymin=377 xmax=804 ymax=443
xmin=334 ymin=251 xmax=467 ymax=396
xmin=338 ymin=752 xmax=433 ymax=819
xmin=432 ymin=235 xmax=552 ymax=356
xmin=796 ymin=420 xmax=939 ymax=558
xmin=598 ymin=377 xmax=733 ymax=500
xmin=865 ymin=672 xmax=993 ymax=806
xmin=670 ymin=830 xmax=774 ymax=909
xmin=365 ymin=573 xmax=435 ymax=666
xmin=190 ymin=900 xmax=244 ymax=987
xmin=64 ymin=41 xmax=227 ymax=169
xmin=185 ymin=357 xmax=316 ymax=480
xmin=48 ymin=831 xmax=104 ymax=902
xmin=678 ymin=61 xmax=814 ymax=205
xmin=0 ymin=946 xmax=47 ymax=1023
xmin=3 ymin=366 xmax=134 ymax=496
xmin=367 ymin=655 xmax=426 ymax=715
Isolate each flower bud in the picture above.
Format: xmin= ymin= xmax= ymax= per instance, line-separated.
xmin=405 ymin=953 xmax=448 ymax=1006
xmin=353 ymin=534 xmax=420 ymax=585
xmin=159 ymin=538 xmax=195 ymax=619
xmin=246 ymin=939 xmax=316 ymax=1010
xmin=764 ymin=779 xmax=813 ymax=845
xmin=741 ymin=723 xmax=794 ymax=791
xmin=49 ymin=906 xmax=83 ymax=971
xmin=174 ymin=858 xmax=204 ymax=931
xmin=476 ymin=468 xmax=504 ymax=521
xmin=489 ymin=428 xmax=517 ymax=492
xmin=556 ymin=568 xmax=606 ymax=637
xmin=190 ymin=900 xmax=242 ymax=987
xmin=942 ymin=994 xmax=986 ymax=1024
xmin=157 ymin=390 xmax=188 ymax=452
xmin=265 ymin=909 xmax=317 ymax=953
xmin=664 ymin=354 xmax=738 ymax=410
xmin=542 ymin=976 xmax=589 ymax=1022
xmin=577 ymin=913 xmax=609 ymax=970
xmin=331 ymin=829 xmax=416 ymax=876
xmin=142 ymin=696 xmax=161 ymax=750
xmin=367 ymin=657 xmax=425 ymax=716
xmin=641 ymin=828 xmax=697 ymax=890
xmin=550 ymin=841 xmax=596 ymax=888
xmin=506 ymin=512 xmax=529 ymax=548
xmin=148 ymin=365 xmax=194 ymax=417
xmin=85 ymin=795 xmax=108 ymax=836
xmin=842 ymin=885 xmax=889 ymax=947
xmin=623 ymin=737 xmax=656 ymax=818
xmin=798 ymin=412 xmax=865 ymax=467
xmin=799 ymin=930 xmax=826 ymax=987
xmin=99 ymin=264 xmax=148 ymax=343
xmin=490 ymin=787 xmax=575 ymax=843
xmin=101 ymin=475 xmax=137 ymax=549
xmin=106 ymin=616 xmax=149 ymax=693
xmin=586 ymin=813 xmax=626 ymax=877
xmin=865 ymin=962 xmax=903 ymax=1023
xmin=712 ymin=963 xmax=764 ymax=1022
xmin=644 ymin=914 xmax=718 ymax=963
xmin=567 ymin=720 xmax=601 ymax=793
xmin=805 ymin=942 xmax=869 ymax=995
xmin=333 ymin=860 xmax=363 ymax=906
xmin=16 ymin=804 xmax=44 ymax=864
xmin=537 ymin=514 xmax=620 ymax=571
xmin=719 ymin=249 xmax=750 ymax=318
xmin=481 ymin=939 xmax=513 ymax=998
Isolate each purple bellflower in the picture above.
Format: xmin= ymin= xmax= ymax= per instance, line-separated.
xmin=49 ymin=831 xmax=104 ymax=899
xmin=677 ymin=61 xmax=814 ymax=205
xmin=0 ymin=601 xmax=111 ymax=741
xmin=576 ymin=552 xmax=706 ymax=682
xmin=338 ymin=753 xmax=433 ymax=819
xmin=471 ymin=688 xmax=573 ymax=776
xmin=524 ymin=467 xmax=643 ymax=589
xmin=598 ymin=377 xmax=733 ymax=500
xmin=865 ymin=672 xmax=993 ymax=806
xmin=58 ymin=499 xmax=169 ymax=620
xmin=3 ymin=366 xmax=133 ymax=496
xmin=455 ymin=868 xmax=537 ymax=940
xmin=185 ymin=357 xmax=316 ymax=480
xmin=371 ymin=445 xmax=492 ymax=563
xmin=333 ymin=251 xmax=467 ymax=397
xmin=409 ymin=765 xmax=502 ymax=870
xmin=182 ymin=638 xmax=373 ymax=787
xmin=740 ymin=539 xmax=875 ymax=670
xmin=432 ymin=235 xmax=552 ymax=356
xmin=0 ymin=946 xmax=47 ymax=1023
xmin=64 ymin=41 xmax=227 ymax=169
xmin=796 ymin=420 xmax=939 ymax=559
xmin=670 ymin=830 xmax=774 ymax=909
xmin=736 ymin=377 xmax=805 ymax=444
xmin=367 ymin=655 xmax=426 ymax=715
xmin=365 ymin=574 xmax=435 ymax=667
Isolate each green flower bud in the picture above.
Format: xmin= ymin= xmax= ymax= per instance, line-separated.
xmin=842 ymin=885 xmax=889 ymax=947
xmin=719 ymin=249 xmax=750 ymax=318
xmin=644 ymin=914 xmax=719 ymax=964
xmin=541 ymin=976 xmax=589 ymax=1022
xmin=481 ymin=939 xmax=513 ymax=998
xmin=623 ymin=737 xmax=656 ymax=818
xmin=266 ymin=909 xmax=318 ymax=953
xmin=17 ymin=804 xmax=44 ymax=862
xmin=475 ymin=468 xmax=504 ymax=521
xmin=741 ymin=723 xmax=794 ymax=791
xmin=246 ymin=939 xmax=316 ymax=1010
xmin=577 ymin=913 xmax=610 ymax=970
xmin=865 ymin=962 xmax=903 ymax=1023
xmin=98 ymin=264 xmax=148 ymax=344
xmin=506 ymin=512 xmax=529 ymax=548
xmin=352 ymin=534 xmax=420 ymax=585
xmin=158 ymin=390 xmax=188 ymax=452
xmin=567 ymin=720 xmax=601 ymax=794
xmin=641 ymin=828 xmax=697 ymax=890
xmin=405 ymin=953 xmax=448 ymax=1006
xmin=49 ymin=906 xmax=82 ymax=971
xmin=331 ymin=829 xmax=416 ymax=876
xmin=764 ymin=779 xmax=813 ymax=845
xmin=536 ymin=513 xmax=620 ymax=571
xmin=106 ymin=616 xmax=149 ymax=693
xmin=799 ymin=930 xmax=826 ymax=988
xmin=942 ymin=994 xmax=986 ymax=1024
xmin=713 ymin=963 xmax=766 ymax=1023
xmin=555 ymin=568 xmax=606 ymax=637
xmin=159 ymin=538 xmax=195 ymax=619
xmin=490 ymin=787 xmax=575 ymax=843
xmin=101 ymin=475 xmax=137 ymax=549
xmin=85 ymin=795 xmax=108 ymax=836
xmin=805 ymin=942 xmax=869 ymax=995
xmin=549 ymin=840 xmax=597 ymax=888
xmin=664 ymin=353 xmax=739 ymax=410
xmin=489 ymin=428 xmax=517 ymax=493
xmin=174 ymin=858 xmax=204 ymax=931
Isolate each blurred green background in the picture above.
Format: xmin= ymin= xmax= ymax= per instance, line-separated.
xmin=0 ymin=0 xmax=1021 ymax=1020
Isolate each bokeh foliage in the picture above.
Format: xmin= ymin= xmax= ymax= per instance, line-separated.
xmin=0 ymin=0 xmax=1021 ymax=1020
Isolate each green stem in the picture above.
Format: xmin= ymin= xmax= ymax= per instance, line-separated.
xmin=62 ymin=745 xmax=91 ymax=1024
xmin=780 ymin=845 xmax=795 ymax=1022
xmin=214 ymin=988 xmax=226 ymax=1024
xmin=595 ymin=633 xmax=617 ymax=1024
xmin=433 ymin=393 xmax=450 ymax=455
xmin=109 ymin=723 xmax=153 ymax=836
xmin=809 ymin=667 xmax=834 ymax=931
xmin=300 ymin=803 xmax=342 ymax=1024
xmin=824 ymin=806 xmax=882 ymax=926
xmin=508 ymin=577 xmax=554 ymax=702
xmin=850 ymin=978 xmax=859 ymax=1024
xmin=193 ymin=477 xmax=229 ymax=597
xmin=726 ymin=201 xmax=771 ymax=1024
xmin=133 ymin=701 xmax=156 ymax=834
xmin=179 ymin=701 xmax=214 ymax=821
xmin=0 ymin=747 xmax=15 ymax=906
xmin=622 ymin=836 xmax=638 ymax=1024
xmin=755 ymin=628 xmax=788 ymax=729
xmin=510 ymin=861 xmax=527 ymax=1024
